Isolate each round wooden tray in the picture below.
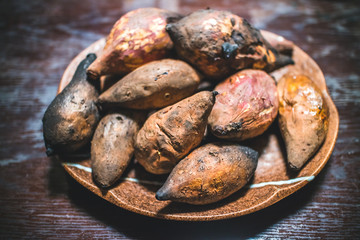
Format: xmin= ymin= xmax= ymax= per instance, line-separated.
xmin=57 ymin=31 xmax=339 ymax=221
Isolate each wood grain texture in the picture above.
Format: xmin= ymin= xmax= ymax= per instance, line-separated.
xmin=0 ymin=0 xmax=359 ymax=239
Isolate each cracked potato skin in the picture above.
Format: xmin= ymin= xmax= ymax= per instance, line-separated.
xmin=208 ymin=69 xmax=278 ymax=141
xmin=91 ymin=111 xmax=145 ymax=188
xmin=134 ymin=91 xmax=216 ymax=174
xmin=87 ymin=8 xmax=182 ymax=79
xmin=278 ymin=74 xmax=329 ymax=170
xmin=42 ymin=54 xmax=100 ymax=156
xmin=166 ymin=9 xmax=292 ymax=80
xmin=155 ymin=142 xmax=258 ymax=205
xmin=97 ymin=59 xmax=201 ymax=110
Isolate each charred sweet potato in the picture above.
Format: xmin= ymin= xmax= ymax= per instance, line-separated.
xmin=97 ymin=59 xmax=201 ymax=110
xmin=278 ymin=74 xmax=329 ymax=170
xmin=166 ymin=9 xmax=293 ymax=80
xmin=265 ymin=35 xmax=294 ymax=57
xmin=42 ymin=54 xmax=100 ymax=156
xmin=91 ymin=111 xmax=145 ymax=188
xmin=208 ymin=69 xmax=278 ymax=140
xmin=156 ymin=142 xmax=258 ymax=205
xmin=87 ymin=8 xmax=182 ymax=79
xmin=134 ymin=91 xmax=216 ymax=174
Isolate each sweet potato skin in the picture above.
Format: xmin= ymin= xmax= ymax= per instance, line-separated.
xmin=134 ymin=91 xmax=216 ymax=174
xmin=208 ymin=69 xmax=278 ymax=140
xmin=42 ymin=54 xmax=100 ymax=156
xmin=155 ymin=143 xmax=258 ymax=205
xmin=97 ymin=59 xmax=201 ymax=110
xmin=87 ymin=8 xmax=182 ymax=79
xmin=278 ymin=74 xmax=329 ymax=170
xmin=166 ymin=9 xmax=292 ymax=80
xmin=91 ymin=111 xmax=145 ymax=188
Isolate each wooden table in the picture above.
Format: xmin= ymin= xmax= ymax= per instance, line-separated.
xmin=1 ymin=0 xmax=359 ymax=238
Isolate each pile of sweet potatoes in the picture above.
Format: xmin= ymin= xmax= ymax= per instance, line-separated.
xmin=42 ymin=8 xmax=328 ymax=205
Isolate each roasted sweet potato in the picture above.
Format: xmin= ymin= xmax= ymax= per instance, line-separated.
xmin=134 ymin=91 xmax=216 ymax=174
xmin=91 ymin=111 xmax=145 ymax=188
xmin=166 ymin=9 xmax=293 ymax=80
xmin=278 ymin=74 xmax=329 ymax=170
xmin=265 ymin=35 xmax=294 ymax=57
xmin=208 ymin=69 xmax=278 ymax=140
xmin=97 ymin=59 xmax=201 ymax=110
xmin=156 ymin=142 xmax=258 ymax=205
xmin=87 ymin=8 xmax=182 ymax=79
xmin=42 ymin=54 xmax=100 ymax=156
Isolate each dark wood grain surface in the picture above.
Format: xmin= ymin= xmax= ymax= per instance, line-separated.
xmin=0 ymin=0 xmax=359 ymax=239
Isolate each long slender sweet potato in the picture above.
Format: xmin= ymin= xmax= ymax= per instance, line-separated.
xmin=208 ymin=69 xmax=278 ymax=140
xmin=278 ymin=74 xmax=329 ymax=170
xmin=87 ymin=8 xmax=182 ymax=79
xmin=134 ymin=91 xmax=216 ymax=174
xmin=97 ymin=59 xmax=201 ymax=110
xmin=91 ymin=111 xmax=145 ymax=188
xmin=42 ymin=54 xmax=100 ymax=156
xmin=166 ymin=9 xmax=293 ymax=80
xmin=156 ymin=142 xmax=258 ymax=205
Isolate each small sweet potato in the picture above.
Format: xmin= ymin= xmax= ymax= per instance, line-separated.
xmin=278 ymin=74 xmax=329 ymax=170
xmin=42 ymin=54 xmax=100 ymax=156
xmin=156 ymin=142 xmax=258 ymax=205
xmin=208 ymin=69 xmax=278 ymax=140
xmin=166 ymin=9 xmax=293 ymax=80
xmin=91 ymin=111 xmax=145 ymax=188
xmin=87 ymin=8 xmax=182 ymax=79
xmin=134 ymin=91 xmax=216 ymax=174
xmin=97 ymin=59 xmax=201 ymax=110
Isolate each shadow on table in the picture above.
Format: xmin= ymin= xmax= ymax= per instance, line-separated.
xmin=47 ymin=151 xmax=332 ymax=239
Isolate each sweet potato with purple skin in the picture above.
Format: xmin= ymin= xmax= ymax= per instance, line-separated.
xmin=208 ymin=69 xmax=278 ymax=140
xmin=156 ymin=142 xmax=258 ymax=205
xmin=166 ymin=9 xmax=293 ymax=80
xmin=87 ymin=8 xmax=182 ymax=80
xmin=97 ymin=59 xmax=201 ymax=110
xmin=278 ymin=74 xmax=329 ymax=170
xmin=91 ymin=111 xmax=145 ymax=188
xmin=42 ymin=54 xmax=100 ymax=156
xmin=135 ymin=91 xmax=216 ymax=174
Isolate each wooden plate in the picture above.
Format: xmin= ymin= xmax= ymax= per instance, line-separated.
xmin=57 ymin=31 xmax=339 ymax=221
